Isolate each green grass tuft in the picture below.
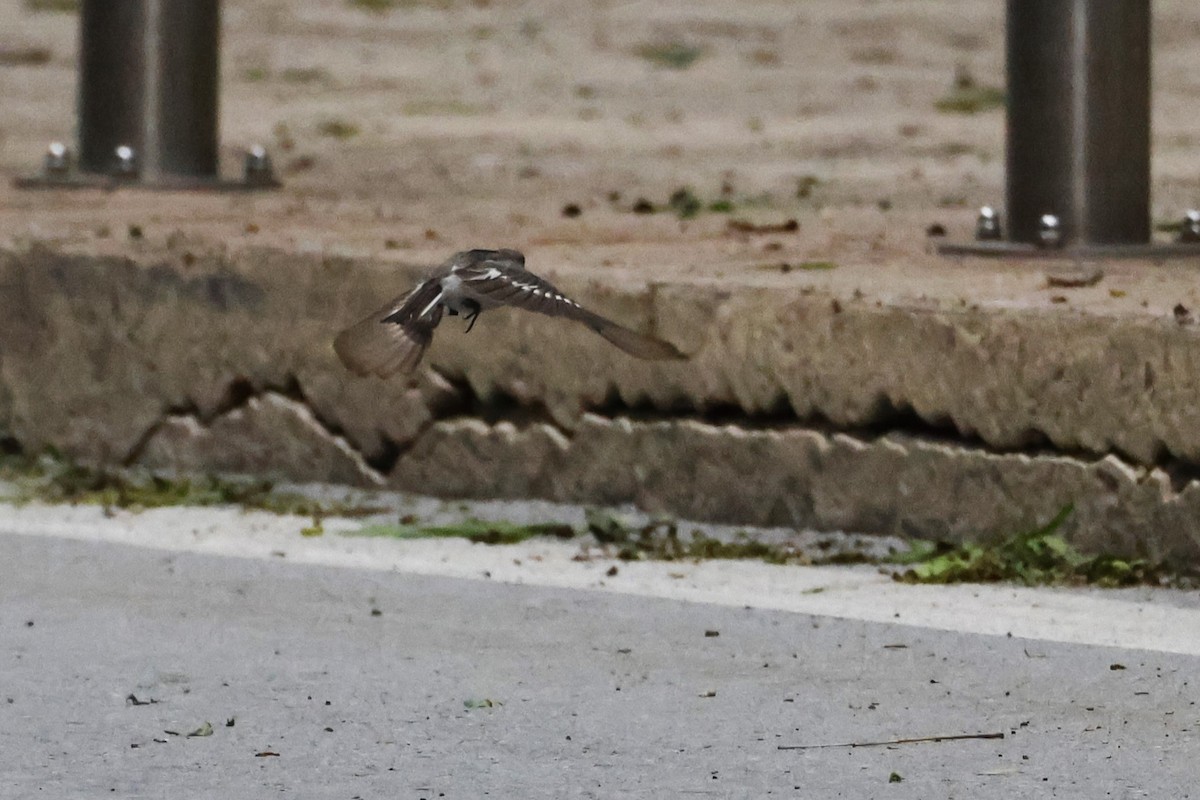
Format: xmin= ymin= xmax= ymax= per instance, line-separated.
xmin=890 ymin=506 xmax=1175 ymax=587
xmin=347 ymin=0 xmax=400 ymax=11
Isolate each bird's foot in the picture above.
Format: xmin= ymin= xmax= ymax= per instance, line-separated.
xmin=462 ymin=300 xmax=482 ymax=333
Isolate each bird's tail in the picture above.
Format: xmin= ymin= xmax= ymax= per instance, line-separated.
xmin=577 ymin=310 xmax=687 ymax=361
xmin=334 ymin=281 xmax=444 ymax=377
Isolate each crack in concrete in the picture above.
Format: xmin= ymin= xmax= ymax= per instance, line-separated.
xmin=412 ymin=373 xmax=1200 ymax=484
xmin=107 ymin=363 xmax=1200 ymax=510
xmin=124 ymin=373 xmax=388 ymax=484
xmin=10 ymin=366 xmax=1200 ymax=561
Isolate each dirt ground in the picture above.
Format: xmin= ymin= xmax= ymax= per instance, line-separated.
xmin=3 ymin=0 xmax=1200 ymax=283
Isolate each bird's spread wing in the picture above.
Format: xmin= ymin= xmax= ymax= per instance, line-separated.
xmin=456 ymin=257 xmax=686 ymax=361
xmin=333 ymin=279 xmax=445 ymax=377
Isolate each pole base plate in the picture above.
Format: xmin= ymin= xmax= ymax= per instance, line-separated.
xmin=937 ymin=240 xmax=1200 ymax=260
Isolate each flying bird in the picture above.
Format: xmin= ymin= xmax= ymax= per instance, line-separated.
xmin=334 ymin=248 xmax=686 ymax=377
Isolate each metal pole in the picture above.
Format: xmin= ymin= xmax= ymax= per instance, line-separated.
xmin=79 ymin=0 xmax=220 ymax=182
xmin=77 ymin=0 xmax=146 ymax=175
xmin=939 ymin=0 xmax=1200 ymax=257
xmin=1005 ymin=0 xmax=1151 ymax=247
xmin=152 ymin=0 xmax=220 ymax=180
xmin=19 ymin=0 xmax=275 ymax=190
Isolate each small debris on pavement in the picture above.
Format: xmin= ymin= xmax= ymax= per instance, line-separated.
xmin=464 ymin=698 xmax=500 ymax=709
xmin=0 ymin=45 xmax=52 ymax=66
xmin=186 ymin=722 xmax=213 ymax=737
xmin=778 ymin=731 xmax=1004 ymax=750
xmin=726 ymin=218 xmax=799 ymax=235
xmin=1045 ymin=265 xmax=1103 ymax=288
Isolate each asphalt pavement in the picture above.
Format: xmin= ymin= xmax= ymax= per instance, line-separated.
xmin=1 ymin=504 xmax=1197 ymax=799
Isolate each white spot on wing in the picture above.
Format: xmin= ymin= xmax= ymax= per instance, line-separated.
xmin=418 ymin=291 xmax=444 ymax=319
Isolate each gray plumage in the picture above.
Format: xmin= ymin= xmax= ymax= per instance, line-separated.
xmin=334 ymin=248 xmax=686 ymax=377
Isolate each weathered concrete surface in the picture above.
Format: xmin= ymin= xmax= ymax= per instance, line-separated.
xmin=5 ymin=0 xmax=1200 ymax=564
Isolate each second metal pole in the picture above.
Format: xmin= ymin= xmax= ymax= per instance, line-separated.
xmin=1005 ymin=0 xmax=1152 ymax=247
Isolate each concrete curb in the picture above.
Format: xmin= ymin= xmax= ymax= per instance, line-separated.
xmin=3 ymin=242 xmax=1200 ymax=564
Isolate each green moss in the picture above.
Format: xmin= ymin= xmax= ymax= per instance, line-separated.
xmin=347 ymin=0 xmax=453 ymax=11
xmin=795 ymin=175 xmax=823 ymax=199
xmin=347 ymin=0 xmax=400 ymax=11
xmin=353 ymin=519 xmax=575 ymax=544
xmin=317 ymin=118 xmax=360 ymax=139
xmin=667 ymin=187 xmax=702 ymax=219
xmin=5 ymin=453 xmax=1186 ymax=588
xmin=935 ymin=85 xmax=1006 ymax=114
xmin=627 ymin=187 xmax=738 ymax=218
xmin=585 ymin=509 xmax=808 ymax=565
xmin=24 ymin=0 xmax=78 ymax=12
xmin=0 ymin=454 xmax=385 ymax=518
xmin=242 ymin=66 xmax=270 ymax=82
xmin=635 ymin=42 xmax=703 ymax=70
xmin=280 ymin=67 xmax=331 ymax=85
xmin=400 ymin=99 xmax=480 ymax=117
